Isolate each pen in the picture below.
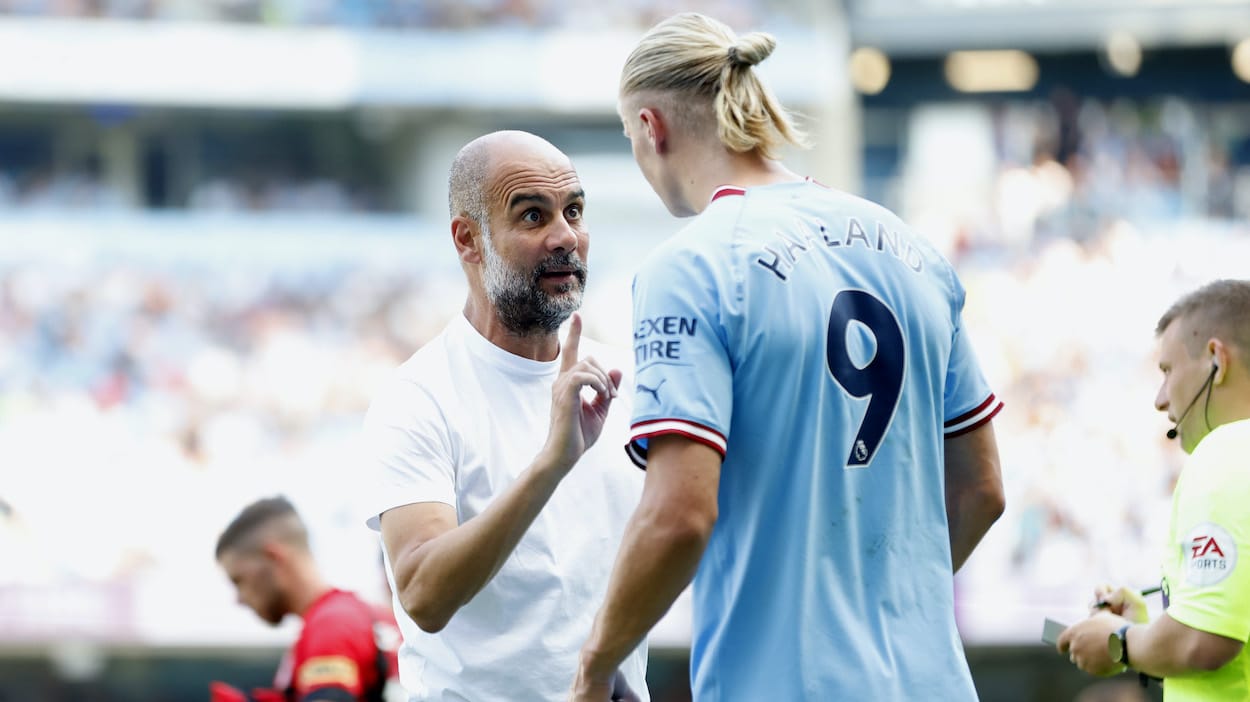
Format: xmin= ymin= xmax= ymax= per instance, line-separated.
xmin=1093 ymin=585 xmax=1162 ymax=609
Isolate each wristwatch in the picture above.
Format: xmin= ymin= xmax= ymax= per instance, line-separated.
xmin=1109 ymin=624 xmax=1159 ymax=688
xmin=1108 ymin=623 xmax=1132 ymax=666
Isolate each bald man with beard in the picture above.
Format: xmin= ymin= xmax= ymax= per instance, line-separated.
xmin=360 ymin=131 xmax=648 ymax=702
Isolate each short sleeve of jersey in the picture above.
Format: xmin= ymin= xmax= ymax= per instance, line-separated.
xmin=362 ymin=377 xmax=457 ymax=530
xmin=292 ymin=604 xmax=373 ymax=699
xmin=1166 ymin=425 xmax=1250 ymax=642
xmin=626 ymin=243 xmax=734 ymax=467
xmin=940 ymin=285 xmax=1002 ymax=438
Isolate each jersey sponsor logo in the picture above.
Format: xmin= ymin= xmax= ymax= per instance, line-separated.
xmin=296 ymin=655 xmax=360 ymax=690
xmin=755 ymin=216 xmax=925 ymax=282
xmin=635 ymin=316 xmax=698 ymax=339
xmin=1183 ymin=522 xmax=1237 ymax=587
xmin=637 ymin=379 xmax=666 ymax=403
xmin=634 ymin=316 xmax=698 ymax=366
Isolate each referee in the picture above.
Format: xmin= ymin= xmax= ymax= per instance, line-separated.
xmin=1058 ymin=279 xmax=1250 ymax=700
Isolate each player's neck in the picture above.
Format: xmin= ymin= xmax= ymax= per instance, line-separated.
xmin=293 ymin=587 xmax=333 ymax=619
xmin=683 ymin=150 xmax=802 ymax=214
xmin=289 ymin=564 xmax=334 ymax=618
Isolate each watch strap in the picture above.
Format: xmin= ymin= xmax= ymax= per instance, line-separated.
xmin=1116 ymin=623 xmax=1132 ymax=666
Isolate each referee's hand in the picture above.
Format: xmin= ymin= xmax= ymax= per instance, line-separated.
xmin=544 ymin=313 xmax=623 ymax=472
xmin=1056 ymin=610 xmax=1128 ymax=677
xmin=1090 ymin=584 xmax=1149 ymax=623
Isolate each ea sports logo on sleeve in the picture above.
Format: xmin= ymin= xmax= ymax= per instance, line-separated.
xmin=1184 ymin=523 xmax=1238 ymax=587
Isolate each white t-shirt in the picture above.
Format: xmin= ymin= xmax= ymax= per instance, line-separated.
xmin=362 ymin=314 xmax=648 ymax=702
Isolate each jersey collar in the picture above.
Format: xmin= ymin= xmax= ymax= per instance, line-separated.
xmin=709 ymin=185 xmax=746 ymax=203
xmin=709 ymin=177 xmax=826 ymax=204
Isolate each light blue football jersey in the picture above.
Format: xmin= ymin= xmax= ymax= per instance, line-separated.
xmin=627 ymin=180 xmax=1002 ymax=701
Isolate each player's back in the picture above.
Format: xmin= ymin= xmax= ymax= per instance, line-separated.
xmin=632 ymin=180 xmax=999 ymax=700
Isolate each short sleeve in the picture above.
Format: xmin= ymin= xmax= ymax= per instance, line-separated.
xmin=941 ymin=292 xmax=1002 ymax=438
xmin=1165 ymin=434 xmax=1250 ymax=642
xmin=626 ymin=248 xmax=734 ymax=467
xmin=361 ymin=378 xmax=457 ymax=530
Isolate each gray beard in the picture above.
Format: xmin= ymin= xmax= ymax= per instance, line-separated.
xmin=481 ymin=226 xmax=587 ymax=336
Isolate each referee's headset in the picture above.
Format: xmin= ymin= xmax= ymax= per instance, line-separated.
xmin=1166 ymin=358 xmax=1219 ymax=440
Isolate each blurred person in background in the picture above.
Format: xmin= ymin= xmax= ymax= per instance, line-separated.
xmin=572 ymin=12 xmax=1005 ymax=701
xmin=1059 ymin=279 xmax=1250 ymax=700
xmin=213 ymin=495 xmax=402 ymax=702
xmin=360 ymin=130 xmax=647 ymax=701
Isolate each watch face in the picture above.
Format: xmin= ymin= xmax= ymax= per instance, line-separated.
xmin=1107 ymin=631 xmax=1125 ymax=663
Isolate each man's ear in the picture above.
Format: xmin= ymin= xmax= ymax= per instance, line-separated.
xmin=1209 ymin=338 xmax=1230 ymax=384
xmin=452 ymin=215 xmax=482 ymax=264
xmin=639 ymin=107 xmax=668 ymax=155
xmin=260 ymin=540 xmax=285 ymax=565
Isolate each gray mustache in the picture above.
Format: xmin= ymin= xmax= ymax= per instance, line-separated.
xmin=534 ymin=253 xmax=587 ymax=282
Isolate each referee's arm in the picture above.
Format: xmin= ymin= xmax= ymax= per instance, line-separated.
xmin=1060 ymin=586 xmax=1244 ymax=679
xmin=1123 ymin=612 xmax=1244 ymax=676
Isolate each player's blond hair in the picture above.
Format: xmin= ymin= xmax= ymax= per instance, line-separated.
xmin=619 ymin=12 xmax=806 ymax=159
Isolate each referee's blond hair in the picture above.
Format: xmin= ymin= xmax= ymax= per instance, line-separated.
xmin=619 ymin=12 xmax=806 ymax=159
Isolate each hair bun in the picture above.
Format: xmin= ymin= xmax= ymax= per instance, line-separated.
xmin=728 ymin=32 xmax=776 ymax=67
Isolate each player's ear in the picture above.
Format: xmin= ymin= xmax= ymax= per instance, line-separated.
xmin=452 ymin=215 xmax=483 ymax=265
xmin=260 ymin=539 xmax=286 ymax=565
xmin=638 ymin=107 xmax=667 ymax=154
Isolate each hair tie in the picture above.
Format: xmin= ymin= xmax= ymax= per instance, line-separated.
xmin=728 ymin=45 xmax=741 ymax=66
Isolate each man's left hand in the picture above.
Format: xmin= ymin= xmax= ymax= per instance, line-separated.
xmin=1056 ymin=611 xmax=1130 ymax=677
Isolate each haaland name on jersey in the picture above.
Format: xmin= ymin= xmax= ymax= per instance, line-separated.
xmin=756 ymin=215 xmax=926 ymax=282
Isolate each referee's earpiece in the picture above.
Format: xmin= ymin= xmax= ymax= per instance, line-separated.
xmin=1167 ymin=358 xmax=1222 ymax=440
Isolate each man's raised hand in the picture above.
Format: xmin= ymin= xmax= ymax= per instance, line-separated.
xmin=544 ymin=313 xmax=622 ymax=472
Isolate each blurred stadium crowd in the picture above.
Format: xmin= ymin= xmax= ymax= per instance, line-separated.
xmin=0 ymin=230 xmax=437 ymax=637
xmin=971 ymin=98 xmax=1242 ymax=247
xmin=0 ymin=0 xmax=763 ymax=29
xmin=0 ymin=164 xmax=372 ymax=213
xmin=3 ymin=96 xmax=1245 ymax=227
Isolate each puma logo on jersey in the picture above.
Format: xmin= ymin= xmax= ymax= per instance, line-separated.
xmin=637 ymin=379 xmax=667 ymax=403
